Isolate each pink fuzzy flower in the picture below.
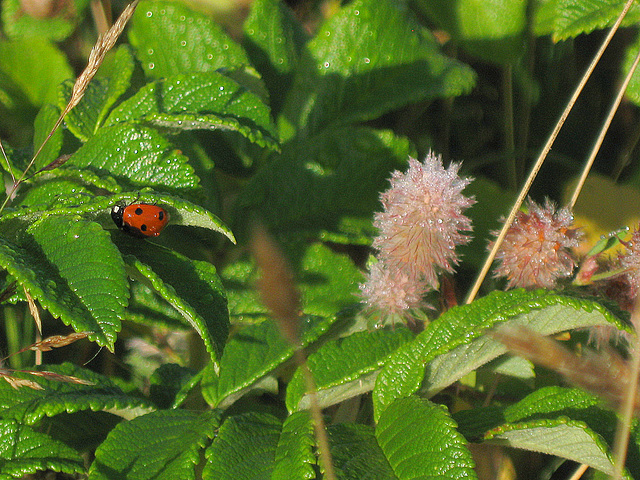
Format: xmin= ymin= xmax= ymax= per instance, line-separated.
xmin=491 ymin=198 xmax=582 ymax=289
xmin=620 ymin=227 xmax=640 ymax=291
xmin=359 ymin=261 xmax=431 ymax=317
xmin=372 ymin=153 xmax=475 ymax=290
xmin=607 ymin=226 xmax=640 ymax=310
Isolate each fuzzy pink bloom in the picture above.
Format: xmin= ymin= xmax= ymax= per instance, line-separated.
xmin=620 ymin=227 xmax=640 ymax=293
xmin=491 ymin=198 xmax=582 ymax=289
xmin=372 ymin=153 xmax=475 ymax=290
xmin=359 ymin=261 xmax=430 ymax=317
xmin=605 ymin=226 xmax=640 ymax=311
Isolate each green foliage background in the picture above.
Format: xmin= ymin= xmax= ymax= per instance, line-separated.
xmin=0 ymin=0 xmax=639 ymax=478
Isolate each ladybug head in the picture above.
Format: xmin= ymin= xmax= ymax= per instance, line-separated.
xmin=110 ymin=203 xmax=126 ymax=230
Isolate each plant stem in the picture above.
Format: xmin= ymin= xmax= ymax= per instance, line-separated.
xmin=502 ymin=65 xmax=517 ymax=191
xmin=4 ymin=306 xmax=23 ymax=369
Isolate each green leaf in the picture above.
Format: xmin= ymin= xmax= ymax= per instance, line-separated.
xmin=502 ymin=387 xmax=625 ymax=470
xmin=201 ymin=315 xmax=335 ymax=407
xmin=5 ymin=191 xmax=235 ymax=243
xmin=0 ymin=215 xmax=128 ymax=349
xmin=89 ymin=410 xmax=220 ymax=480
xmin=328 ymin=423 xmax=395 ymax=480
xmin=0 ymin=38 xmax=73 ymax=106
xmin=32 ymin=103 xmax=63 ymax=171
xmin=413 ymin=0 xmax=528 ymax=63
xmin=454 ymin=387 xmax=609 ymax=441
xmin=40 ymin=411 xmax=122 ymax=452
xmin=30 ymin=168 xmax=121 ymax=195
xmin=115 ymin=237 xmax=229 ymax=362
xmin=66 ymin=123 xmax=199 ymax=191
xmin=485 ymin=355 xmax=535 ymax=381
xmin=107 ymin=192 xmax=235 ymax=242
xmin=124 ymin=280 xmax=187 ymax=330
xmin=28 ymin=215 xmax=128 ymax=348
xmin=286 ymin=327 xmax=414 ymax=412
xmin=220 ymin=257 xmax=267 ymax=320
xmin=535 ymin=0 xmax=640 ymax=41
xmin=299 ymin=243 xmax=363 ymax=317
xmin=0 ymin=419 xmax=84 ymax=479
xmin=623 ymin=34 xmax=640 ymax=108
xmin=221 ymin=244 xmax=360 ymax=320
xmin=243 ymin=0 xmax=308 ymax=115
xmin=149 ymin=364 xmax=195 ymax=409
xmin=201 ymin=319 xmax=288 ymax=407
xmin=203 ymin=412 xmax=281 ymax=480
xmin=487 ymin=419 xmax=627 ymax=478
xmin=504 ymin=386 xmax=606 ymax=422
xmin=376 ymin=396 xmax=476 ymax=480
xmin=106 ymin=72 xmax=278 ymax=150
xmin=272 ymin=412 xmax=316 ymax=480
xmin=279 ymin=0 xmax=475 ymax=138
xmin=17 ymin=180 xmax=90 ymax=209
xmin=129 ymin=0 xmax=251 ymax=78
xmin=60 ymin=46 xmax=136 ymax=141
xmin=0 ymin=363 xmax=154 ymax=425
xmin=454 ymin=386 xmax=640 ymax=478
xmin=172 ymin=369 xmax=205 ymax=409
xmin=373 ymin=289 xmax=626 ymax=421
xmin=236 ymin=127 xmax=411 ymax=237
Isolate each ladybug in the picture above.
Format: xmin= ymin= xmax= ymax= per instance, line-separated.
xmin=111 ymin=202 xmax=169 ymax=238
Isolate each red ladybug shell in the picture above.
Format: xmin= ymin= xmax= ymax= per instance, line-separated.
xmin=111 ymin=203 xmax=169 ymax=238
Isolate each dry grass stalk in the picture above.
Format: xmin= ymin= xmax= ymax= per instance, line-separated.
xmin=493 ymin=325 xmax=640 ymax=415
xmin=29 ymin=154 xmax=73 ymax=179
xmin=0 ymin=367 xmax=93 ymax=390
xmin=24 ymin=287 xmax=43 ymax=364
xmin=249 ymin=223 xmax=336 ymax=480
xmin=0 ymin=331 xmax=92 ymax=390
xmin=0 ymin=141 xmax=15 ymax=184
xmin=27 ymin=332 xmax=89 ymax=353
xmin=26 ymin=369 xmax=93 ymax=385
xmin=250 ymin=222 xmax=302 ymax=344
xmin=90 ymin=0 xmax=111 ymax=36
xmin=24 ymin=287 xmax=41 ymax=336
xmin=7 ymin=331 xmax=89 ymax=358
xmin=0 ymin=372 xmax=44 ymax=390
